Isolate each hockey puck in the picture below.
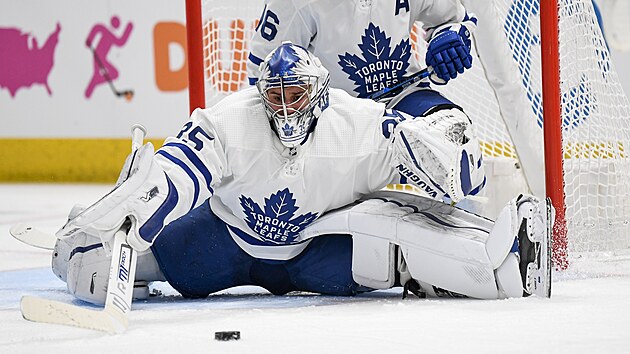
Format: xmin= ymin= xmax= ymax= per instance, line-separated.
xmin=214 ymin=331 xmax=241 ymax=341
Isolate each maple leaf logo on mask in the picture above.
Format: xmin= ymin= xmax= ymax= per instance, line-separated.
xmin=338 ymin=23 xmax=412 ymax=98
xmin=282 ymin=123 xmax=294 ymax=136
xmin=239 ymin=188 xmax=318 ymax=244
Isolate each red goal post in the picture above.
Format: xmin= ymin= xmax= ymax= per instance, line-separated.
xmin=185 ymin=0 xmax=630 ymax=272
xmin=185 ymin=0 xmax=206 ymax=113
xmin=539 ymin=0 xmax=568 ymax=269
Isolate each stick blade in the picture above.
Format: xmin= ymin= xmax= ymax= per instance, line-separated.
xmin=9 ymin=224 xmax=55 ymax=250
xmin=20 ymin=296 xmax=124 ymax=334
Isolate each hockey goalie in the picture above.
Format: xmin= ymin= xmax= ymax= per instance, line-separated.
xmin=52 ymin=42 xmax=551 ymax=305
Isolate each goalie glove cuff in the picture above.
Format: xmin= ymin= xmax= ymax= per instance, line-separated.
xmin=447 ymin=134 xmax=486 ymax=202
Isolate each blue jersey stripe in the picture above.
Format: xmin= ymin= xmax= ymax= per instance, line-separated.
xmin=139 ymin=174 xmax=179 ymax=243
xmin=156 ymin=150 xmax=200 ymax=211
xmin=162 ymin=142 xmax=214 ymax=195
xmin=248 ymin=52 xmax=263 ymax=66
xmin=248 ymin=53 xmax=263 ymax=85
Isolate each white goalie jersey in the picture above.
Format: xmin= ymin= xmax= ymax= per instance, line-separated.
xmin=156 ymin=87 xmax=400 ymax=259
xmin=247 ymin=0 xmax=468 ymax=98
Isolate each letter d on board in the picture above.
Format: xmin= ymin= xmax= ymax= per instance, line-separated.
xmin=154 ymin=22 xmax=188 ymax=91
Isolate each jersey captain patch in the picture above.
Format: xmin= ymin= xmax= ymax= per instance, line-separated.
xmin=239 ymin=188 xmax=318 ymax=244
xmin=337 ymin=23 xmax=412 ymax=98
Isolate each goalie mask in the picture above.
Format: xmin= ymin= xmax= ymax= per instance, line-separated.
xmin=257 ymin=42 xmax=330 ymax=147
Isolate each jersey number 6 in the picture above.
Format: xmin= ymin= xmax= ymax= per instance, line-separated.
xmin=258 ymin=8 xmax=279 ymax=41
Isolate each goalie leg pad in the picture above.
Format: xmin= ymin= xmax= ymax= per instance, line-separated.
xmin=52 ymin=204 xmax=89 ymax=282
xmin=495 ymin=253 xmax=522 ymax=298
xmin=351 ymin=236 xmax=396 ymax=289
xmin=348 ymin=192 xmax=501 ymax=298
xmin=307 ymin=191 xmax=545 ymax=299
xmin=66 ymin=232 xmax=111 ymax=305
xmin=64 ymin=230 xmax=165 ymax=305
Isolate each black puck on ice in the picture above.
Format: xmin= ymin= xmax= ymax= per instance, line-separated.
xmin=214 ymin=331 xmax=241 ymax=341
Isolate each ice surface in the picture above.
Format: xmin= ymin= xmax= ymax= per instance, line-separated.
xmin=1 ymin=184 xmax=629 ymax=353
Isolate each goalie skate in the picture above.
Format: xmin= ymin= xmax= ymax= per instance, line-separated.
xmin=516 ymin=196 xmax=553 ymax=298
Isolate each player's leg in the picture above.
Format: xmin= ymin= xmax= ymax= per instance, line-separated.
xmin=153 ymin=204 xmax=366 ymax=297
xmin=284 ymin=234 xmax=371 ymax=296
xmin=150 ymin=201 xmax=255 ymax=298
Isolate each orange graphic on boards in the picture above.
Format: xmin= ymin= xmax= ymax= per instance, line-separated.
xmin=203 ymin=19 xmax=258 ymax=93
xmin=153 ymin=22 xmax=188 ymax=91
xmin=152 ymin=19 xmax=258 ymax=93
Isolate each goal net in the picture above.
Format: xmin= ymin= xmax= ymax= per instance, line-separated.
xmin=186 ymin=0 xmax=630 ymax=273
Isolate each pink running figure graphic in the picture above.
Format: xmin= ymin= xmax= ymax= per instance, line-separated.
xmin=85 ymin=16 xmax=133 ymax=100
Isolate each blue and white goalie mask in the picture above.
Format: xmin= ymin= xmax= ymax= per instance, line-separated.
xmin=257 ymin=42 xmax=330 ymax=147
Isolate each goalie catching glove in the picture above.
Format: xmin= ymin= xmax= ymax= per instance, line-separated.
xmin=390 ymin=107 xmax=485 ymax=203
xmin=56 ymin=143 xmax=181 ymax=252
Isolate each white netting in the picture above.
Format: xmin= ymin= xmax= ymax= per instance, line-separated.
xmin=200 ymin=0 xmax=260 ymax=107
xmin=448 ymin=0 xmax=630 ymax=271
xmin=194 ymin=0 xmax=630 ymax=269
xmin=557 ymin=0 xmax=630 ymax=255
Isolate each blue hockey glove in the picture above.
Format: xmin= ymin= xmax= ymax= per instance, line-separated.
xmin=425 ymin=16 xmax=477 ymax=85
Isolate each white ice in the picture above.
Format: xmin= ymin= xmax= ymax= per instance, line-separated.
xmin=1 ymin=184 xmax=630 ymax=353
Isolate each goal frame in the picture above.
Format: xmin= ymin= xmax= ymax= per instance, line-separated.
xmin=186 ymin=0 xmax=206 ymax=113
xmin=540 ymin=0 xmax=568 ymax=269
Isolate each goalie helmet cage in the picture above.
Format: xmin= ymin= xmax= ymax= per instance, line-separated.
xmin=185 ymin=0 xmax=630 ymax=272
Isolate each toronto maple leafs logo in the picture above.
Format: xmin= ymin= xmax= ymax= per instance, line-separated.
xmin=338 ymin=23 xmax=411 ymax=98
xmin=239 ymin=188 xmax=318 ymax=244
xmin=282 ymin=123 xmax=294 ymax=136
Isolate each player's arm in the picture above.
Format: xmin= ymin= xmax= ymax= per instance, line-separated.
xmin=384 ymin=106 xmax=486 ymax=203
xmin=56 ymin=110 xmax=226 ymax=252
xmin=247 ymin=0 xmax=316 ymax=85
xmin=411 ymin=1 xmax=478 ymax=84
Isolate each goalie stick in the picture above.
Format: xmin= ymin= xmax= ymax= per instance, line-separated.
xmin=10 ymin=223 xmax=55 ymax=250
xmin=367 ymin=68 xmax=430 ymax=102
xmin=20 ymin=125 xmax=146 ymax=334
xmin=21 ymin=227 xmax=137 ymax=334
